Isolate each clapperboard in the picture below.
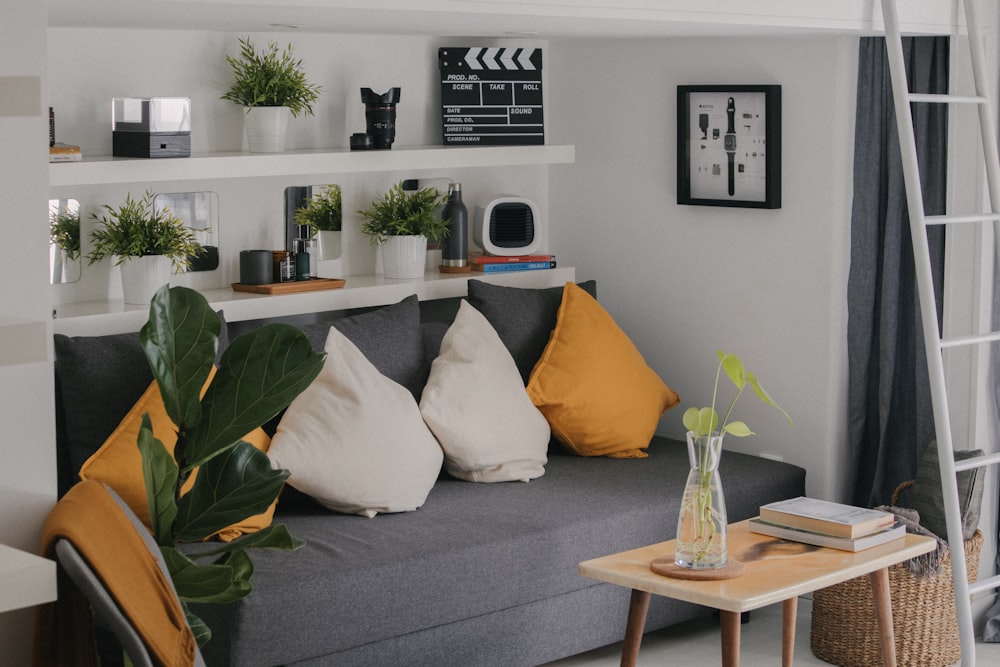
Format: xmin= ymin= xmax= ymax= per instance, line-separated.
xmin=438 ymin=47 xmax=544 ymax=146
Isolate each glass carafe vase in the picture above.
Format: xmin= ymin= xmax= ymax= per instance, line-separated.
xmin=674 ymin=431 xmax=728 ymax=569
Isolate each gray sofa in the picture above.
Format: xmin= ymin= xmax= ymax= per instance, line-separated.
xmin=53 ymin=280 xmax=805 ymax=666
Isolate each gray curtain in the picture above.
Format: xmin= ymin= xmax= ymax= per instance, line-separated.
xmin=848 ymin=36 xmax=949 ymax=508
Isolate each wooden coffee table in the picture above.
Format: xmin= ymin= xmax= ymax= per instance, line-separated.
xmin=578 ymin=519 xmax=936 ymax=667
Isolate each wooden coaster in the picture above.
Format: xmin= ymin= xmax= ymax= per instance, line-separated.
xmin=439 ymin=264 xmax=472 ymax=273
xmin=649 ymin=555 xmax=746 ymax=580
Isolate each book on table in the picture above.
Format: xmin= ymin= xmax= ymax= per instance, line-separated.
xmin=748 ymin=518 xmax=905 ymax=552
xmin=758 ymin=496 xmax=896 ymax=539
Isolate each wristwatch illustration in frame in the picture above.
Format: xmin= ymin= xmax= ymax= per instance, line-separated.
xmin=677 ymin=84 xmax=781 ymax=209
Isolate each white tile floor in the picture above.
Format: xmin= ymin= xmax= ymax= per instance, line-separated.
xmin=545 ymin=596 xmax=1000 ymax=666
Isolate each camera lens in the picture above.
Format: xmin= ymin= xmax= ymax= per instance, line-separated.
xmin=365 ymin=105 xmax=396 ymax=149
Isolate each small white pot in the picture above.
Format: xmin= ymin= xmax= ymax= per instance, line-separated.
xmin=244 ymin=106 xmax=290 ymax=153
xmin=120 ymin=255 xmax=172 ymax=305
xmin=382 ymin=235 xmax=427 ymax=279
xmin=316 ymin=230 xmax=342 ymax=261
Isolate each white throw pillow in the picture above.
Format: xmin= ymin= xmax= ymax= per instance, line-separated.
xmin=420 ymin=300 xmax=549 ymax=482
xmin=268 ymin=326 xmax=443 ymax=517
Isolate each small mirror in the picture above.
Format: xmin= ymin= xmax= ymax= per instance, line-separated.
xmin=49 ymin=198 xmax=81 ymax=284
xmin=285 ymin=184 xmax=342 ymax=261
xmin=153 ymin=191 xmax=220 ymax=272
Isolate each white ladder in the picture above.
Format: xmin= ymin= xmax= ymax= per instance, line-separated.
xmin=881 ymin=0 xmax=1000 ymax=663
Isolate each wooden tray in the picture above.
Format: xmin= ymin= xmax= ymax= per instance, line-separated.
xmin=232 ymin=278 xmax=346 ymax=295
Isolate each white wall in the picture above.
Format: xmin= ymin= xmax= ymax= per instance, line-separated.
xmin=46 ymin=30 xmax=554 ymax=307
xmin=0 ymin=0 xmax=57 ymax=663
xmin=549 ymin=36 xmax=859 ymax=501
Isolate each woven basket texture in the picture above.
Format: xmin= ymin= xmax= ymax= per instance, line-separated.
xmin=810 ymin=529 xmax=983 ymax=666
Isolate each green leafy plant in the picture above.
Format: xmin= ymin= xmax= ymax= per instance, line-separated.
xmin=87 ymin=191 xmax=205 ymax=272
xmin=675 ymin=350 xmax=793 ymax=568
xmin=294 ymin=184 xmax=343 ymax=234
xmin=358 ymin=181 xmax=450 ymax=246
xmin=137 ymin=285 xmax=325 ymax=646
xmin=682 ymin=350 xmax=792 ymax=437
xmin=49 ymin=208 xmax=81 ymax=261
xmin=221 ymin=36 xmax=321 ymax=117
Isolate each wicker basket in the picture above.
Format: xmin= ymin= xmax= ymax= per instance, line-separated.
xmin=810 ymin=483 xmax=984 ymax=666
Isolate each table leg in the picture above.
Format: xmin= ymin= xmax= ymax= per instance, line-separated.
xmin=782 ymin=598 xmax=797 ymax=667
xmin=720 ymin=610 xmax=741 ymax=667
xmin=868 ymin=568 xmax=897 ymax=667
xmin=620 ymin=589 xmax=651 ymax=667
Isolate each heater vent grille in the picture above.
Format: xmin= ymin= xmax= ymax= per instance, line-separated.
xmin=489 ymin=204 xmax=535 ymax=248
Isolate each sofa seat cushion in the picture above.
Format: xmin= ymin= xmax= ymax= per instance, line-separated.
xmin=192 ymin=436 xmax=805 ymax=666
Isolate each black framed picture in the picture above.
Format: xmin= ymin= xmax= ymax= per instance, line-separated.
xmin=677 ymin=84 xmax=781 ymax=209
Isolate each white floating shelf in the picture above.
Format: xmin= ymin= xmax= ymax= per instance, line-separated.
xmin=52 ymin=267 xmax=577 ymax=337
xmin=50 ymin=144 xmax=576 ymax=187
xmin=0 ymin=543 xmax=57 ymax=614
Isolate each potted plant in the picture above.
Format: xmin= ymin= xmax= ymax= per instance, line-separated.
xmin=675 ymin=350 xmax=792 ymax=570
xmin=221 ymin=36 xmax=322 ymax=153
xmin=86 ymin=191 xmax=205 ymax=305
xmin=49 ymin=205 xmax=81 ymax=283
xmin=294 ymin=184 xmax=343 ymax=261
xmin=358 ymin=181 xmax=450 ymax=279
xmin=137 ymin=284 xmax=325 ymax=645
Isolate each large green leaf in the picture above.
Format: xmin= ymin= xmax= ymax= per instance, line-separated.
xmin=140 ymin=285 xmax=220 ymax=431
xmin=717 ymin=350 xmax=747 ymax=390
xmin=162 ymin=546 xmax=254 ymax=604
xmin=183 ymin=324 xmax=324 ymax=469
xmin=174 ymin=441 xmax=289 ymax=542
xmin=137 ymin=415 xmax=179 ymax=546
xmin=181 ymin=601 xmax=212 ymax=648
xmin=186 ymin=523 xmax=305 ymax=561
xmin=682 ymin=407 xmax=719 ymax=436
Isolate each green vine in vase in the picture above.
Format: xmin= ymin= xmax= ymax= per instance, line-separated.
xmin=678 ymin=350 xmax=792 ymax=567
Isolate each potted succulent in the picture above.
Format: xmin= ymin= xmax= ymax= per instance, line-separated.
xmin=86 ymin=191 xmax=205 ymax=305
xmin=358 ymin=182 xmax=450 ymax=279
xmin=221 ymin=36 xmax=322 ymax=153
xmin=137 ymin=284 xmax=325 ymax=645
xmin=294 ymin=184 xmax=343 ymax=261
xmin=674 ymin=350 xmax=792 ymax=570
xmin=49 ymin=204 xmax=81 ymax=283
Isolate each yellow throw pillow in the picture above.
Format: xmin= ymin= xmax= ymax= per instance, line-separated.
xmin=527 ymin=282 xmax=680 ymax=458
xmin=79 ymin=368 xmax=275 ymax=542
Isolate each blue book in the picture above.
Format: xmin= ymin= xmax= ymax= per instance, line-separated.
xmin=471 ymin=260 xmax=556 ymax=273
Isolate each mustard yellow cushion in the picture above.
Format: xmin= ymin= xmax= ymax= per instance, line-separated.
xmin=79 ymin=369 xmax=275 ymax=541
xmin=526 ymin=282 xmax=680 ymax=458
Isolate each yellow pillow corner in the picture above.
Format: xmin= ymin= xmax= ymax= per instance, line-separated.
xmin=79 ymin=374 xmax=276 ymax=541
xmin=527 ymin=282 xmax=680 ymax=458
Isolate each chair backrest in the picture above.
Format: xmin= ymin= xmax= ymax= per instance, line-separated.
xmin=53 ymin=486 xmax=205 ymax=667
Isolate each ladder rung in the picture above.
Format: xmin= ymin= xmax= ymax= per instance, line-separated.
xmin=939 ymin=331 xmax=1000 ymax=349
xmin=969 ymin=573 xmax=1000 ymax=597
xmin=908 ymin=93 xmax=987 ymax=105
xmin=924 ymin=213 xmax=1000 ymax=226
xmin=954 ymin=451 xmax=1000 ymax=472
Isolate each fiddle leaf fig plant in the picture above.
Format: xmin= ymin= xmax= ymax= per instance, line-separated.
xmin=682 ymin=350 xmax=793 ymax=437
xmin=138 ymin=285 xmax=325 ymax=645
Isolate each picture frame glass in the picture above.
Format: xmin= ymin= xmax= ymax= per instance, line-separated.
xmin=687 ymin=91 xmax=768 ymax=202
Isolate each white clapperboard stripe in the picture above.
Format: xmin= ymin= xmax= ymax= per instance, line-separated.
xmin=461 ymin=47 xmax=538 ymax=71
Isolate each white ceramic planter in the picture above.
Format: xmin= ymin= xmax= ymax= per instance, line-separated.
xmin=120 ymin=255 xmax=172 ymax=305
xmin=316 ymin=230 xmax=342 ymax=261
xmin=382 ymin=235 xmax=427 ymax=279
xmin=244 ymin=106 xmax=290 ymax=153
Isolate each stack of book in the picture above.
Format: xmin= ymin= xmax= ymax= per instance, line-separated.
xmin=49 ymin=142 xmax=82 ymax=162
xmin=469 ymin=253 xmax=556 ymax=273
xmin=749 ymin=496 xmax=904 ymax=552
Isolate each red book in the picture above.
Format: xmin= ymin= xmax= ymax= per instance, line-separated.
xmin=469 ymin=253 xmax=554 ymax=264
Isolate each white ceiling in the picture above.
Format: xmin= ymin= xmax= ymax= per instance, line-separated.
xmin=46 ymin=0 xmax=963 ymax=39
